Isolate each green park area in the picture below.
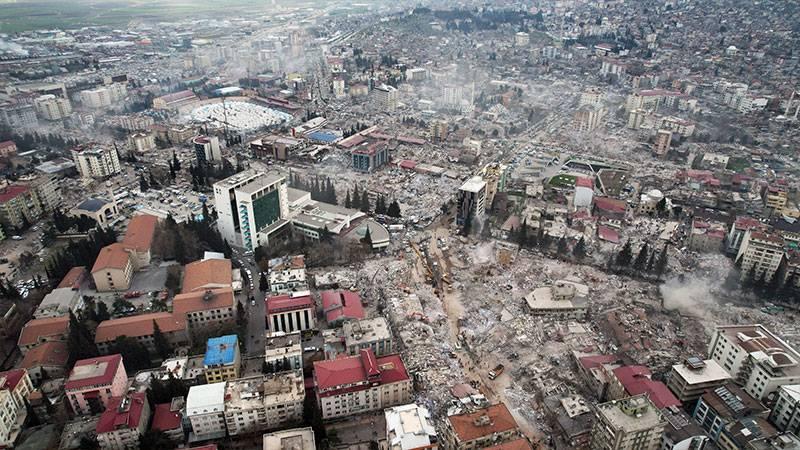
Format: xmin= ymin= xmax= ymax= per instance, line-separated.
xmin=548 ymin=174 xmax=577 ymax=188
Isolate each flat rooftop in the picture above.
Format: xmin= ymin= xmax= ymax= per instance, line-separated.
xmin=460 ymin=176 xmax=486 ymax=193
xmin=263 ymin=427 xmax=316 ymax=450
xmin=596 ymin=395 xmax=664 ymax=433
xmin=235 ymin=173 xmax=285 ymax=196
xmin=672 ymin=359 xmax=732 ymax=385
xmin=343 ymin=317 xmax=392 ymax=346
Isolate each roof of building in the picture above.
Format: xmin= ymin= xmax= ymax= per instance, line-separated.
xmin=18 ymin=315 xmax=70 ymax=347
xmin=702 ymin=383 xmax=767 ymax=419
xmin=577 ymin=354 xmax=620 ymax=370
xmin=266 ymin=292 xmax=314 ymax=315
xmin=65 ymin=354 xmax=123 ymax=391
xmin=203 ymin=335 xmax=238 ymax=366
xmin=385 ymin=403 xmax=437 ymax=450
xmin=593 ymin=197 xmax=627 ymax=213
xmin=613 ymin=366 xmax=680 ymax=409
xmin=597 ymin=225 xmax=621 ymax=243
xmin=596 ymin=394 xmax=665 ymax=432
xmin=122 ymin=214 xmax=158 ymax=252
xmin=263 ymin=427 xmax=316 ymax=450
xmin=460 ymin=176 xmax=486 ymax=193
xmin=749 ymin=433 xmax=800 ymax=450
xmin=155 ymin=89 xmax=197 ymax=105
xmin=484 ymin=438 xmax=534 ymax=450
xmin=173 ymin=287 xmax=235 ymax=317
xmin=447 ymin=403 xmax=519 ymax=443
xmin=186 ymin=382 xmax=226 ymax=416
xmin=671 ymin=359 xmax=731 ymax=385
xmin=0 ymin=140 xmax=16 ymax=149
xmin=0 ymin=185 xmax=29 ymax=203
xmin=321 ymin=290 xmax=365 ymax=323
xmin=313 ymin=349 xmax=408 ymax=395
xmin=94 ymin=312 xmax=185 ymax=344
xmin=75 ymin=198 xmax=112 ymax=212
xmin=0 ymin=368 xmax=27 ymax=391
xmin=57 ymin=266 xmax=87 ymax=289
xmin=715 ymin=325 xmax=800 ymax=373
xmin=575 ymin=177 xmax=594 ymax=189
xmin=151 ymin=402 xmax=182 ymax=431
xmin=20 ymin=340 xmax=69 ymax=369
xmin=91 ymin=243 xmax=131 ymax=273
xmin=182 ymin=258 xmax=232 ymax=293
xmin=96 ymin=392 xmax=147 ymax=434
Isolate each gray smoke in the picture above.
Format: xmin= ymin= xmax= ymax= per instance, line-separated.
xmin=0 ymin=40 xmax=29 ymax=56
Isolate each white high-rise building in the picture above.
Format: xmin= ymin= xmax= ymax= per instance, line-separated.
xmin=186 ymin=383 xmax=227 ymax=441
xmin=214 ymin=170 xmax=288 ymax=250
xmin=34 ymin=95 xmax=72 ymax=121
xmin=71 ymin=144 xmax=122 ymax=179
xmin=456 ymin=176 xmax=487 ymax=228
xmin=373 ymin=84 xmax=398 ymax=111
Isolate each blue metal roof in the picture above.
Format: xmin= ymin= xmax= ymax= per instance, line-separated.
xmin=77 ymin=197 xmax=110 ymax=212
xmin=307 ymin=131 xmax=339 ymax=143
xmin=203 ymin=335 xmax=238 ymax=366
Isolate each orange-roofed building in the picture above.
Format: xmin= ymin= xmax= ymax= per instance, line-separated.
xmin=20 ymin=340 xmax=70 ymax=383
xmin=443 ymin=403 xmax=522 ymax=449
xmin=94 ymin=312 xmax=188 ymax=355
xmin=122 ymin=214 xmax=158 ymax=269
xmin=91 ymin=243 xmax=134 ymax=292
xmin=181 ymin=259 xmax=232 ymax=294
xmin=66 ymin=354 xmax=128 ymax=416
xmin=17 ymin=316 xmax=70 ymax=354
xmin=172 ymin=288 xmax=236 ymax=335
xmin=96 ymin=392 xmax=150 ymax=449
xmin=484 ymin=438 xmax=534 ymax=450
xmin=57 ymin=266 xmax=88 ymax=290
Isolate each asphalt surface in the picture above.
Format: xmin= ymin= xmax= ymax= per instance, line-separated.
xmin=234 ymin=251 xmax=267 ymax=357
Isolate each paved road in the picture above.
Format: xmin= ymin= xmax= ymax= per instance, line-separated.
xmin=234 ymin=252 xmax=267 ymax=357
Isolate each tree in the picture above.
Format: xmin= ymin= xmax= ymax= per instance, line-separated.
xmin=139 ymin=173 xmax=149 ymax=192
xmin=517 ymin=219 xmax=528 ymax=247
xmin=259 ymin=272 xmax=268 ymax=292
xmin=236 ymin=302 xmax=246 ymax=327
xmin=139 ymin=430 xmax=174 ymax=450
xmin=67 ymin=311 xmax=98 ymax=367
xmin=112 ymin=297 xmax=135 ymax=316
xmin=573 ymin=237 xmax=586 ymax=260
xmin=633 ymin=243 xmax=650 ymax=273
xmin=152 ymin=320 xmax=171 ymax=360
xmin=359 ymin=190 xmax=370 ymax=213
xmin=172 ymin=152 xmax=181 ymax=171
xmin=655 ymin=244 xmax=669 ymax=278
xmin=110 ymin=336 xmax=151 ymax=372
xmin=556 ymin=237 xmax=569 ymax=256
xmin=656 ymin=197 xmax=667 ymax=217
xmin=616 ymin=241 xmax=633 ymax=267
xmin=387 ymin=200 xmax=401 ymax=218
xmin=361 ymin=227 xmax=373 ymax=249
xmin=96 ymin=301 xmax=111 ymax=322
xmin=344 ymin=189 xmax=352 ymax=208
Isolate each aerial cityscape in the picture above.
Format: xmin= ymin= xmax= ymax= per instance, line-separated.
xmin=0 ymin=0 xmax=799 ymax=449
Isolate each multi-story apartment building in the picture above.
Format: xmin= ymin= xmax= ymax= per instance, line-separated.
xmin=727 ymin=217 xmax=764 ymax=255
xmin=456 ymin=176 xmax=487 ymax=227
xmin=268 ymin=255 xmax=308 ymax=294
xmin=128 ymin=132 xmax=156 ymax=153
xmin=94 ymin=312 xmax=187 ymax=355
xmin=0 ymin=389 xmax=21 ymax=447
xmin=442 ymin=403 xmax=522 ymax=449
xmin=0 ymin=184 xmax=42 ymax=230
xmin=213 ymin=170 xmax=276 ymax=247
xmin=313 ymin=349 xmax=411 ymax=420
xmin=79 ymin=84 xmax=127 ymax=109
xmin=186 ymin=382 xmax=227 ymax=441
xmin=17 ymin=315 xmax=70 ymax=354
xmin=34 ymin=94 xmax=72 ymax=121
xmin=234 ymin=172 xmax=289 ymax=251
xmin=91 ymin=243 xmax=134 ymax=292
xmin=66 ymin=354 xmax=129 ymax=415
xmin=708 ymin=325 xmax=800 ymax=401
xmin=769 ymin=385 xmax=800 ymax=435
xmin=181 ymin=258 xmax=233 ymax=294
xmin=263 ymin=427 xmax=315 ymax=450
xmin=0 ymin=103 xmax=37 ymax=128
xmin=0 ymin=369 xmax=34 ymax=411
xmin=589 ymin=395 xmax=666 ymax=450
xmin=172 ymin=287 xmax=236 ymax=338
xmin=343 ymin=317 xmax=393 ymax=357
xmin=692 ymin=383 xmax=769 ymax=442
xmin=71 ymin=144 xmax=122 ymax=179
xmin=667 ymin=358 xmax=732 ymax=403
xmin=193 ymin=135 xmax=222 ymax=165
xmin=204 ymin=335 xmax=240 ymax=383
xmin=264 ymin=331 xmax=303 ymax=372
xmin=573 ymin=105 xmax=607 ymax=132
xmin=0 ymin=141 xmax=17 ymax=158
xmin=736 ymin=231 xmax=785 ymax=282
xmin=224 ymin=370 xmax=304 ymax=436
xmin=373 ymin=84 xmax=398 ymax=111
xmin=95 ymin=392 xmax=150 ymax=450
xmin=266 ymin=292 xmax=316 ymax=333
xmin=386 ymin=403 xmax=438 ymax=450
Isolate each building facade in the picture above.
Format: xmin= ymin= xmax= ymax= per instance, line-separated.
xmin=442 ymin=403 xmax=522 ymax=450
xmin=735 ymin=231 xmax=785 ymax=282
xmin=71 ymin=144 xmax=122 ymax=179
xmin=224 ymin=370 xmax=304 ymax=436
xmin=343 ymin=317 xmax=394 ymax=356
xmin=204 ymin=335 xmax=241 ymax=383
xmin=769 ymin=385 xmax=800 ymax=435
xmin=456 ymin=176 xmax=487 ymax=227
xmin=590 ymin=395 xmax=666 ymax=450
xmin=65 ymin=355 xmax=129 ymax=416
xmin=266 ymin=292 xmax=316 ymax=334
xmin=96 ymin=393 xmax=150 ymax=450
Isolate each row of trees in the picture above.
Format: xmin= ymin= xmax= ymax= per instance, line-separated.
xmin=45 ymin=227 xmax=119 ymax=284
xmin=289 ymin=173 xmax=338 ymax=204
xmin=343 ymin=184 xmax=402 ymax=217
xmin=611 ymin=241 xmax=669 ymax=279
xmin=151 ymin=213 xmax=231 ymax=264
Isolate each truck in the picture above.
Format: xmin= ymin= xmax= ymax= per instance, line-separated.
xmin=488 ymin=364 xmax=505 ymax=380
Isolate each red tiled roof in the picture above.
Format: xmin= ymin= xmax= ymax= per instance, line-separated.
xmin=91 ymin=243 xmax=131 ymax=273
xmin=447 ymin=403 xmax=519 ymax=443
xmin=65 ymin=354 xmax=123 ymax=391
xmin=173 ymin=287 xmax=235 ymax=318
xmin=96 ymin=392 xmax=147 ymax=434
xmin=0 ymin=369 xmax=27 ymax=391
xmin=155 ymin=90 xmax=197 ymax=105
xmin=94 ymin=312 xmax=185 ymax=344
xmin=398 ymin=159 xmax=417 ymax=170
xmin=313 ymin=350 xmax=409 ymax=395
xmin=266 ymin=293 xmax=314 ymax=315
xmin=57 ymin=266 xmax=87 ymax=289
xmin=734 ymin=216 xmax=761 ymax=230
xmin=0 ymin=185 xmax=29 ymax=203
xmin=484 ymin=438 xmax=534 ymax=450
xmin=321 ymin=290 xmax=365 ymax=323
xmin=182 ymin=259 xmax=232 ymax=293
xmin=122 ymin=214 xmax=158 ymax=252
xmin=578 ymin=354 xmax=619 ymax=370
xmin=151 ymin=403 xmax=182 ymax=431
xmin=18 ymin=316 xmax=70 ymax=347
xmin=597 ymin=225 xmax=620 ymax=244
xmin=575 ymin=177 xmax=594 ymax=188
xmin=613 ymin=365 xmax=680 ymax=409
xmin=20 ymin=341 xmax=69 ymax=369
xmin=0 ymin=141 xmax=16 ymax=149
xmin=593 ymin=197 xmax=626 ymax=213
